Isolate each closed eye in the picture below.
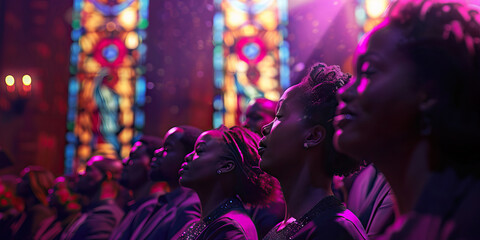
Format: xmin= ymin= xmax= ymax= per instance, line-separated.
xmin=359 ymin=70 xmax=377 ymax=77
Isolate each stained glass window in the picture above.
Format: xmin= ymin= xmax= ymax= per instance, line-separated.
xmin=66 ymin=0 xmax=149 ymax=174
xmin=213 ymin=0 xmax=289 ymax=128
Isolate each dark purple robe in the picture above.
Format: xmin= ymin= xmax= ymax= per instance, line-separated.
xmin=130 ymin=187 xmax=201 ymax=240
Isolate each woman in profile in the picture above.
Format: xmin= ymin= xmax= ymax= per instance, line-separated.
xmin=12 ymin=166 xmax=55 ymax=240
xmin=260 ymin=63 xmax=366 ymax=239
xmin=334 ymin=0 xmax=480 ymax=238
xmin=177 ymin=126 xmax=281 ymax=240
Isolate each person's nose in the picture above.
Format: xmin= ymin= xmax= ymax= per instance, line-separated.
xmin=337 ymin=75 xmax=359 ymax=104
xmin=154 ymin=148 xmax=165 ymax=158
xmin=261 ymin=121 xmax=273 ymax=137
xmin=184 ymin=151 xmax=194 ymax=163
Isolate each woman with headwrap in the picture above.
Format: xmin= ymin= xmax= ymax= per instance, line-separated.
xmin=177 ymin=126 xmax=281 ymax=240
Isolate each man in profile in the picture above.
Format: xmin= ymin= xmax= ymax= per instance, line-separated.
xmin=130 ymin=126 xmax=202 ymax=240
xmin=110 ymin=136 xmax=168 ymax=240
xmin=61 ymin=156 xmax=124 ymax=240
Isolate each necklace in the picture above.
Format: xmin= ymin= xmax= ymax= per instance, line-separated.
xmin=263 ymin=196 xmax=341 ymax=240
xmin=178 ymin=197 xmax=244 ymax=240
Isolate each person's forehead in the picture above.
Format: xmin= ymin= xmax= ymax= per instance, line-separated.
xmin=280 ymin=86 xmax=301 ymax=106
xmin=55 ymin=176 xmax=66 ymax=184
xmin=357 ymin=25 xmax=405 ymax=62
xmin=251 ymin=100 xmax=275 ymax=112
xmin=198 ymin=130 xmax=222 ymax=142
xmin=130 ymin=141 xmax=144 ymax=153
xmin=164 ymin=127 xmax=185 ymax=144
xmin=86 ymin=159 xmax=108 ymax=172
xmin=130 ymin=142 xmax=148 ymax=158
xmin=258 ymin=99 xmax=276 ymax=110
xmin=196 ymin=130 xmax=223 ymax=147
xmin=87 ymin=155 xmax=105 ymax=166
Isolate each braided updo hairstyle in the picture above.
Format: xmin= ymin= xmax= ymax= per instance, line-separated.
xmin=387 ymin=0 xmax=480 ymax=176
xmin=296 ymin=63 xmax=360 ymax=177
xmin=218 ymin=126 xmax=282 ymax=206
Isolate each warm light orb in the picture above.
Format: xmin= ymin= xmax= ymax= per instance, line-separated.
xmin=5 ymin=75 xmax=14 ymax=86
xmin=118 ymin=8 xmax=137 ymax=30
xmin=365 ymin=0 xmax=389 ymax=19
xmin=125 ymin=32 xmax=139 ymax=49
xmin=22 ymin=75 xmax=32 ymax=86
xmin=225 ymin=7 xmax=248 ymax=30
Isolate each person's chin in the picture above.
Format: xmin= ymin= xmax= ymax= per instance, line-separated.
xmin=333 ymin=130 xmax=345 ymax=151
xmin=178 ymin=176 xmax=188 ymax=187
xmin=335 ymin=130 xmax=367 ymax=162
xmin=179 ymin=173 xmax=196 ymax=189
xmin=337 ymin=126 xmax=358 ymax=149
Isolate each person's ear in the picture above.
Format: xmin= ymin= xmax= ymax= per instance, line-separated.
xmin=216 ymin=160 xmax=235 ymax=175
xmin=303 ymin=125 xmax=326 ymax=149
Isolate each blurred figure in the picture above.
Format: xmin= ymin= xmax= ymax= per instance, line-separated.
xmin=110 ymin=136 xmax=168 ymax=240
xmin=61 ymin=156 xmax=124 ymax=240
xmin=243 ymin=98 xmax=277 ymax=135
xmin=334 ymin=0 xmax=480 ymax=238
xmin=130 ymin=126 xmax=202 ymax=240
xmin=93 ymin=68 xmax=120 ymax=152
xmin=345 ymin=164 xmax=395 ymax=238
xmin=260 ymin=63 xmax=366 ymax=239
xmin=0 ymin=175 xmax=24 ymax=239
xmin=11 ymin=166 xmax=55 ymax=240
xmin=35 ymin=176 xmax=81 ymax=240
xmin=177 ymin=126 xmax=281 ymax=240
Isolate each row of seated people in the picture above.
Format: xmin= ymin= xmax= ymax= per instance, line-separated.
xmin=2 ymin=0 xmax=480 ymax=239
xmin=0 ymin=65 xmax=390 ymax=240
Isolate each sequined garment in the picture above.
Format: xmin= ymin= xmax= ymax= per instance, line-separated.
xmin=263 ymin=196 xmax=359 ymax=240
xmin=178 ymin=197 xmax=245 ymax=240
